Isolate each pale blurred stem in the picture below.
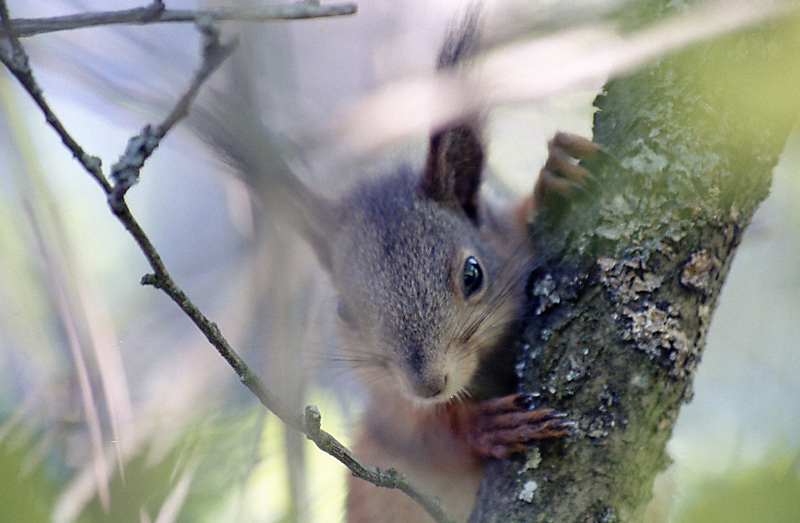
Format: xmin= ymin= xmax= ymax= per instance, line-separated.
xmin=0 ymin=0 xmax=357 ymax=39
xmin=1 ymin=2 xmax=455 ymax=522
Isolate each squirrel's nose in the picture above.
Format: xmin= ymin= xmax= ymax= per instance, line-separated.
xmin=410 ymin=373 xmax=448 ymax=399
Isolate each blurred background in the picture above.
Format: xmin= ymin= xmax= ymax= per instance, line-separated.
xmin=1 ymin=0 xmax=798 ymax=521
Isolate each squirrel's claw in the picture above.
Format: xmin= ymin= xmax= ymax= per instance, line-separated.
xmin=532 ymin=132 xmax=607 ymax=211
xmin=467 ymin=393 xmax=570 ymax=459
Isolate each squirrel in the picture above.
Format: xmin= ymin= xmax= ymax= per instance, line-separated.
xmin=204 ymin=12 xmax=601 ymax=523
xmin=303 ymin=18 xmax=599 ymax=518
xmin=332 ymin=21 xmax=599 ymax=522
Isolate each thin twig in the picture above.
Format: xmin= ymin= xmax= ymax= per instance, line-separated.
xmin=1 ymin=2 xmax=454 ymax=521
xmin=2 ymin=0 xmax=357 ymax=39
xmin=108 ymin=18 xmax=239 ymax=204
xmin=303 ymin=405 xmax=456 ymax=522
xmin=129 ymin=210 xmax=453 ymax=522
xmin=0 ymin=2 xmax=110 ymax=193
xmin=114 ymin=198 xmax=453 ymax=522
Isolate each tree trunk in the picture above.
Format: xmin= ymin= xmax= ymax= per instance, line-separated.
xmin=470 ymin=4 xmax=800 ymax=522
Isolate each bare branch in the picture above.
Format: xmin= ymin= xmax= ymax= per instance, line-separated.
xmin=122 ymin=207 xmax=454 ymax=522
xmin=1 ymin=0 xmax=357 ymax=39
xmin=2 ymin=2 xmax=454 ymax=521
xmin=303 ymin=405 xmax=456 ymax=523
xmin=108 ymin=19 xmax=239 ymax=204
xmin=114 ymin=201 xmax=455 ymax=523
xmin=0 ymin=1 xmax=110 ymax=193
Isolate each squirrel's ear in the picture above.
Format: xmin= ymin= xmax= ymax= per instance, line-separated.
xmin=422 ymin=122 xmax=484 ymax=220
xmin=422 ymin=11 xmax=483 ymax=219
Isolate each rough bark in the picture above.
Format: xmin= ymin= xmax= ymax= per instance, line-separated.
xmin=470 ymin=4 xmax=800 ymax=522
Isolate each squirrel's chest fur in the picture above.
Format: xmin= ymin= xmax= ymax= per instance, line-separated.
xmin=347 ymin=389 xmax=490 ymax=523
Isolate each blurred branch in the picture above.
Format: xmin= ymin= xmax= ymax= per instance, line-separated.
xmin=333 ymin=0 xmax=794 ymax=156
xmin=1 ymin=2 xmax=455 ymax=522
xmin=1 ymin=0 xmax=357 ymax=39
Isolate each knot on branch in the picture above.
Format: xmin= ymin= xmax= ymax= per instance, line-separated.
xmin=111 ymin=125 xmax=161 ymax=196
xmin=303 ymin=404 xmax=322 ymax=436
xmin=381 ymin=467 xmax=402 ymax=488
xmin=143 ymin=0 xmax=166 ymax=22
xmin=141 ymin=272 xmax=166 ymax=288
xmin=194 ymin=14 xmax=222 ymax=57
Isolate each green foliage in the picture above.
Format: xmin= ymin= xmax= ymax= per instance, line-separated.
xmin=676 ymin=453 xmax=800 ymax=523
xmin=0 ymin=425 xmax=58 ymax=523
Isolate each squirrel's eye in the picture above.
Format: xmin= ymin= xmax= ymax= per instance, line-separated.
xmin=461 ymin=256 xmax=483 ymax=298
xmin=337 ymin=297 xmax=357 ymax=329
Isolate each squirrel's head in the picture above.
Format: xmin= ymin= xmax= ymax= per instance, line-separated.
xmin=289 ymin=15 xmax=532 ymax=405
xmin=297 ymin=122 xmax=531 ymax=405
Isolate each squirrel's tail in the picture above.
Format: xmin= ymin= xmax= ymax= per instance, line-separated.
xmin=192 ymin=77 xmax=337 ymax=265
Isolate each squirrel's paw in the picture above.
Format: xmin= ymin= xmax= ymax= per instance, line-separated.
xmin=532 ymin=132 xmax=610 ymax=211
xmin=467 ymin=393 xmax=570 ymax=459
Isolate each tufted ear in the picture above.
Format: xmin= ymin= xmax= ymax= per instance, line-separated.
xmin=421 ymin=10 xmax=484 ymax=220
xmin=422 ymin=122 xmax=484 ymax=221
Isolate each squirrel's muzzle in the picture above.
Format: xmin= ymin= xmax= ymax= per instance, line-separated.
xmin=407 ymin=372 xmax=448 ymax=399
